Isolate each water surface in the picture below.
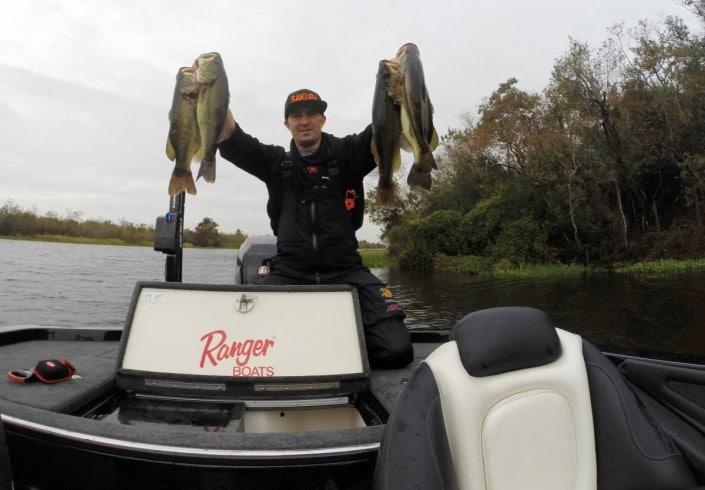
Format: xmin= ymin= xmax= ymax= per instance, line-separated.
xmin=2 ymin=239 xmax=704 ymax=359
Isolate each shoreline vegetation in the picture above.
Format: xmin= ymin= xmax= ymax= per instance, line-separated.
xmin=2 ymin=234 xmax=704 ymax=278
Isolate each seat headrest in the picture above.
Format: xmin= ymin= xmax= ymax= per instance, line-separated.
xmin=449 ymin=306 xmax=561 ymax=377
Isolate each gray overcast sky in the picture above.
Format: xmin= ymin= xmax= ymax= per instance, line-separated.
xmin=0 ymin=0 xmax=700 ymax=241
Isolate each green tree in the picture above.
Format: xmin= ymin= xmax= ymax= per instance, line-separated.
xmin=192 ymin=217 xmax=221 ymax=247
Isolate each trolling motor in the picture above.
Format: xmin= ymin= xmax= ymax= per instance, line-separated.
xmin=154 ymin=192 xmax=185 ymax=282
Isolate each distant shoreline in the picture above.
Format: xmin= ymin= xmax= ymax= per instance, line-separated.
xmin=0 ymin=234 xmax=238 ymax=249
xmin=3 ymin=235 xmax=704 ymax=278
xmin=1 ymin=234 xmax=153 ymax=247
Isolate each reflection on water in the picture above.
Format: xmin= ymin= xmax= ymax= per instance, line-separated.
xmin=374 ymin=268 xmax=705 ymax=358
xmin=2 ymin=239 xmax=705 ymax=358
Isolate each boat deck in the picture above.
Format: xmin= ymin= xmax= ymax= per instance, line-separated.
xmin=0 ymin=326 xmax=440 ymax=460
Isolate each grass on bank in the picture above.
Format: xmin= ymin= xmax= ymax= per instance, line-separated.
xmin=434 ymin=254 xmax=705 ymax=279
xmin=433 ymin=254 xmax=589 ymax=279
xmin=359 ymin=248 xmax=397 ymax=269
xmin=2 ymin=234 xmax=151 ymax=247
xmin=616 ymin=258 xmax=705 ymax=276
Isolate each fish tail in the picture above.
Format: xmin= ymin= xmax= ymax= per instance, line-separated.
xmin=406 ymin=164 xmax=432 ymax=190
xmin=376 ymin=182 xmax=396 ymax=207
xmin=420 ymin=149 xmax=437 ymax=171
xmin=169 ymin=167 xmax=197 ymax=195
xmin=197 ymin=160 xmax=216 ymax=183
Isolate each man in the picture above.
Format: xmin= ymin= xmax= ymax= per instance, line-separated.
xmin=217 ymin=89 xmax=413 ymax=369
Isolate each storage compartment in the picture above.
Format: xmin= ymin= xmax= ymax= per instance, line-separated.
xmin=244 ymin=406 xmax=366 ymax=433
xmin=84 ymin=391 xmax=382 ymax=434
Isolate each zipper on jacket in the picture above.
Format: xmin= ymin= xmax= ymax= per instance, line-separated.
xmin=310 ymin=200 xmax=318 ymax=253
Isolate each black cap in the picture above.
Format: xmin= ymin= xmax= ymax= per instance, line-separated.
xmin=284 ymin=89 xmax=327 ymax=118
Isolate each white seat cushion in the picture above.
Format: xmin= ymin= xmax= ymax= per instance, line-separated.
xmin=425 ymin=328 xmax=597 ymax=490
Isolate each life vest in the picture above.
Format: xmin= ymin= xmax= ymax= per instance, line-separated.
xmin=266 ymin=150 xmax=365 ymax=237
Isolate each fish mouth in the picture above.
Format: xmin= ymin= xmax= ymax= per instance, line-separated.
xmin=192 ymin=52 xmax=221 ymax=69
xmin=396 ymin=43 xmax=418 ymax=56
xmin=197 ymin=52 xmax=220 ymax=63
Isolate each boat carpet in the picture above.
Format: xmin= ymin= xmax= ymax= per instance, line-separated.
xmin=369 ymin=342 xmax=440 ymax=413
xmin=0 ymin=340 xmax=119 ymax=413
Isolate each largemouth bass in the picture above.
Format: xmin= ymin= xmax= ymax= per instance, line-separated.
xmin=194 ymin=52 xmax=233 ymax=183
xmin=372 ymin=60 xmax=402 ymax=206
xmin=395 ymin=43 xmax=438 ymax=190
xmin=165 ymin=66 xmax=200 ymax=195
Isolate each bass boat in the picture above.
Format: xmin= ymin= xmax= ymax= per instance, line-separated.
xmin=1 ymin=194 xmax=704 ymax=489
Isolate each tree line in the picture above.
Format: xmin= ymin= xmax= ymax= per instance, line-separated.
xmin=0 ymin=201 xmax=247 ymax=248
xmin=369 ymin=7 xmax=705 ymax=270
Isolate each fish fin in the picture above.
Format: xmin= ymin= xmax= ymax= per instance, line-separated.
xmin=406 ymin=165 xmax=432 ymax=190
xmin=186 ymin=174 xmax=198 ymax=194
xmin=371 ymin=138 xmax=381 ymax=166
xmin=398 ymin=104 xmax=414 ymax=152
xmin=197 ymin=161 xmax=216 ymax=183
xmin=169 ymin=167 xmax=198 ymax=195
xmin=194 ymin=145 xmax=205 ymax=163
xmin=166 ymin=136 xmax=176 ymax=161
xmin=392 ymin=146 xmax=402 ymax=172
xmin=217 ymin=110 xmax=236 ymax=143
xmin=376 ymin=182 xmax=396 ymax=207
xmin=399 ymin=133 xmax=412 ymax=152
xmin=429 ymin=127 xmax=439 ymax=151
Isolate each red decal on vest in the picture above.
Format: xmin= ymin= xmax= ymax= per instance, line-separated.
xmin=345 ymin=189 xmax=357 ymax=211
xmin=306 ymin=165 xmax=318 ymax=174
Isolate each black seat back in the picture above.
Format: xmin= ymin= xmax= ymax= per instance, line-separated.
xmin=0 ymin=416 xmax=12 ymax=490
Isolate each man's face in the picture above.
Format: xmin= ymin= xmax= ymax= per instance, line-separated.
xmin=284 ymin=107 xmax=326 ymax=149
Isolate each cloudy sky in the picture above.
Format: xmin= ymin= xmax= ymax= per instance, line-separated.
xmin=0 ymin=1 xmax=700 ymax=241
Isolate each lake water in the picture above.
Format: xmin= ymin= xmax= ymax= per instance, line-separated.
xmin=2 ymin=239 xmax=705 ymax=359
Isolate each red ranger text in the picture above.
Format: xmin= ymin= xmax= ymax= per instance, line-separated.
xmin=199 ymin=329 xmax=275 ymax=368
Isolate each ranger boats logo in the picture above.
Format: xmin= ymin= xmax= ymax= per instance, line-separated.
xmin=199 ymin=329 xmax=276 ymax=377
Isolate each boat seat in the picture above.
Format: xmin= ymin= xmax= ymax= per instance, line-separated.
xmin=373 ymin=306 xmax=698 ymax=490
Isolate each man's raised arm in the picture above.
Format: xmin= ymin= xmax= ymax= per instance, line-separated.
xmin=218 ymin=113 xmax=286 ymax=184
xmin=342 ymin=124 xmax=377 ymax=180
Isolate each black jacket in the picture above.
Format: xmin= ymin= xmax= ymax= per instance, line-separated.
xmin=218 ymin=124 xmax=376 ymax=271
